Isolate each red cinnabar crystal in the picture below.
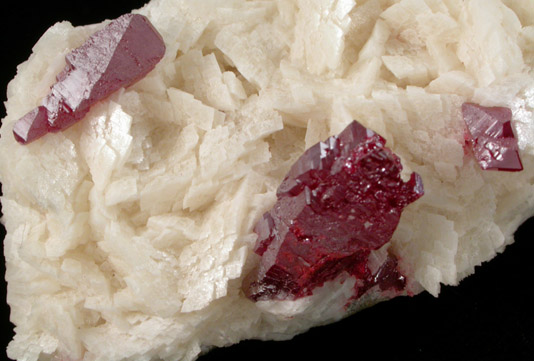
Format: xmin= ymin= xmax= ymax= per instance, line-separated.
xmin=245 ymin=121 xmax=423 ymax=301
xmin=13 ymin=13 xmax=165 ymax=144
xmin=462 ymin=102 xmax=523 ymax=172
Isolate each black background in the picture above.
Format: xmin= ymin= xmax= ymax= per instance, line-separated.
xmin=1 ymin=1 xmax=533 ymax=361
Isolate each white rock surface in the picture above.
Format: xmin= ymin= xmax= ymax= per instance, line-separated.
xmin=1 ymin=1 xmax=534 ymax=360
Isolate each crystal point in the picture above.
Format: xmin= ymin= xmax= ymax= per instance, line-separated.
xmin=462 ymin=102 xmax=523 ymax=171
xmin=13 ymin=13 xmax=165 ymax=143
xmin=245 ymin=121 xmax=424 ymax=302
xmin=13 ymin=106 xmax=49 ymax=144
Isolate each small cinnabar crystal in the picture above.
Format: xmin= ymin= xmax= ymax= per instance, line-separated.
xmin=13 ymin=13 xmax=166 ymax=144
xmin=462 ymin=102 xmax=523 ymax=172
xmin=245 ymin=121 xmax=424 ymax=302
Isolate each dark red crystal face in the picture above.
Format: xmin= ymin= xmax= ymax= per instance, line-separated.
xmin=13 ymin=13 xmax=166 ymax=144
xmin=245 ymin=121 xmax=423 ymax=302
xmin=462 ymin=102 xmax=523 ymax=172
xmin=344 ymin=253 xmax=407 ymax=303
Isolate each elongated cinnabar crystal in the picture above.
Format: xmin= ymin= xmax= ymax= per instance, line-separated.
xmin=13 ymin=13 xmax=165 ymax=144
xmin=245 ymin=120 xmax=423 ymax=301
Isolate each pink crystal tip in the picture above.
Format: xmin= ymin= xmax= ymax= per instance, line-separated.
xmin=13 ymin=106 xmax=49 ymax=144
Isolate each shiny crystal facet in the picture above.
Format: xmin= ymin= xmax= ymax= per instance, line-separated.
xmin=12 ymin=106 xmax=49 ymax=144
xmin=245 ymin=121 xmax=424 ymax=301
xmin=13 ymin=13 xmax=165 ymax=144
xmin=462 ymin=102 xmax=523 ymax=172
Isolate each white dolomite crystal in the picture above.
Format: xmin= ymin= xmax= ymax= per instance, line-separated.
xmin=1 ymin=0 xmax=534 ymax=360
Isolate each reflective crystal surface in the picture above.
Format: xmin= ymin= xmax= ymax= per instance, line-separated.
xmin=462 ymin=102 xmax=523 ymax=171
xmin=245 ymin=121 xmax=424 ymax=301
xmin=13 ymin=13 xmax=165 ymax=144
xmin=12 ymin=106 xmax=49 ymax=144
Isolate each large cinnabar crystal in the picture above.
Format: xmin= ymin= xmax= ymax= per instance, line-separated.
xmin=246 ymin=121 xmax=424 ymax=301
xmin=13 ymin=13 xmax=165 ymax=144
xmin=462 ymin=102 xmax=523 ymax=172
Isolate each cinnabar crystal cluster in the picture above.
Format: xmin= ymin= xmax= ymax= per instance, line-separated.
xmin=246 ymin=121 xmax=424 ymax=301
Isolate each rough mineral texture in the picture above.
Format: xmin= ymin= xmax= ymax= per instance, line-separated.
xmin=246 ymin=121 xmax=423 ymax=301
xmin=12 ymin=13 xmax=165 ymax=144
xmin=1 ymin=1 xmax=534 ymax=361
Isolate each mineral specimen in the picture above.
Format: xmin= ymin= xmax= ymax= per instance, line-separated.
xmin=13 ymin=13 xmax=165 ymax=144
xmin=462 ymin=102 xmax=523 ymax=171
xmin=246 ymin=121 xmax=423 ymax=301
xmin=2 ymin=1 xmax=534 ymax=361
